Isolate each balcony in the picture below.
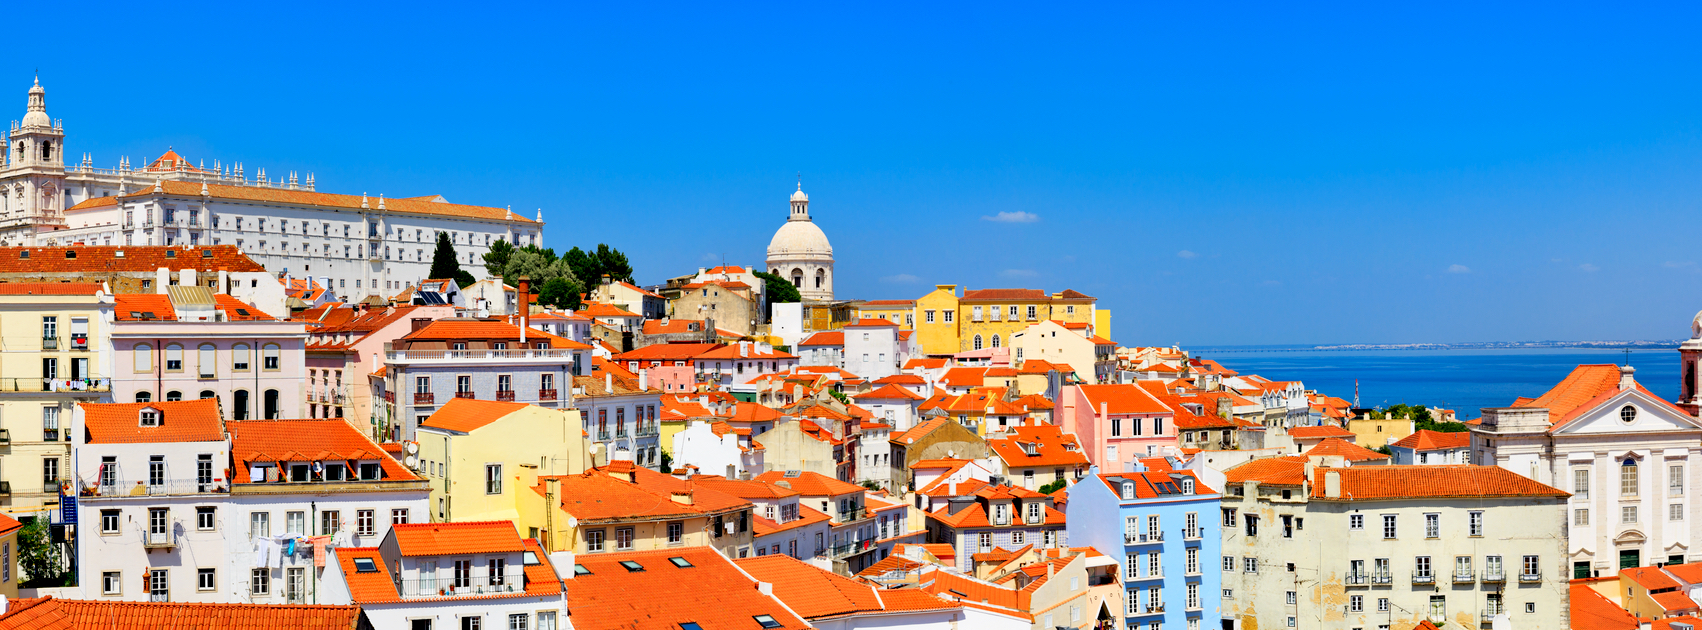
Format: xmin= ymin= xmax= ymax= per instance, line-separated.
xmin=597 ymin=431 xmax=611 ymax=441
xmin=1412 ymin=573 xmax=1435 ymax=585
xmin=396 ymin=570 xmax=527 ymax=598
xmin=388 ymin=349 xmax=582 ymax=363
xmin=143 ymin=530 xmax=176 ymax=549
xmin=1453 ymin=571 xmax=1476 ymax=584
xmin=80 ymin=477 xmax=229 ymax=498
xmin=1482 ymin=570 xmax=1505 ymax=583
xmin=0 ymin=482 xmax=12 ymax=496
xmin=413 ymin=392 xmax=436 ymax=405
xmin=43 ymin=478 xmax=61 ymax=494
xmin=538 ymin=388 xmax=558 ymax=401
xmin=1370 ymin=572 xmax=1393 ymax=585
xmin=454 ymin=391 xmax=475 ymax=399
xmin=636 ymin=425 xmax=659 ymax=437
xmin=1124 ymin=532 xmax=1163 ymax=545
xmin=1519 ymin=572 xmax=1541 ymax=583
xmin=1184 ymin=528 xmax=1201 ymax=540
xmin=615 ymin=430 xmax=629 ymax=439
xmin=1345 ymin=572 xmax=1367 ymax=585
xmin=382 ymin=391 xmax=395 ymax=404
xmin=1481 ymin=609 xmax=1504 ymax=622
xmin=0 ymin=377 xmax=113 ymax=394
xmin=0 ymin=429 xmax=8 ymax=444
xmin=495 ymin=390 xmax=515 ymax=402
xmin=41 ymin=336 xmax=57 ymax=350
xmin=71 ymin=335 xmax=88 ymax=351
xmin=841 ymin=507 xmax=868 ymax=522
xmin=831 ymin=539 xmax=876 ymax=558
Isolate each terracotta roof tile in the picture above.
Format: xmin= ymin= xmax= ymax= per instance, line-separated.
xmin=0 ymin=245 xmax=265 ymax=274
xmin=1390 ymin=429 xmax=1472 ymax=451
xmin=1303 ymin=438 xmax=1390 ymax=462
xmin=1076 ymin=384 xmax=1172 ymax=415
xmin=988 ymin=424 xmax=1089 ymax=469
xmin=79 ymin=399 xmax=224 ymax=444
xmin=752 ymin=470 xmax=864 ymax=497
xmin=1288 ymin=425 xmax=1354 ymax=439
xmin=1224 ymin=456 xmax=1309 ymax=486
xmin=962 ymin=288 xmax=1047 ymax=300
xmin=800 ymin=331 xmax=844 ymax=346
xmin=538 ymin=468 xmax=749 ymax=522
xmin=108 ymin=180 xmax=536 ymax=224
xmin=567 ymin=547 xmax=810 ymax=630
xmin=0 ymin=282 xmax=103 ymax=295
xmin=1309 ymin=465 xmax=1568 ymax=500
xmin=418 ymin=397 xmax=532 ymax=433
xmin=0 ymin=596 xmax=363 ymax=629
xmin=228 ymin=419 xmax=417 ymax=484
xmin=1513 ymin=364 xmax=1623 ymax=419
xmin=114 ymin=294 xmax=177 ymax=320
xmin=391 ymin=521 xmax=527 ymax=557
xmin=736 ymin=555 xmax=888 ymax=618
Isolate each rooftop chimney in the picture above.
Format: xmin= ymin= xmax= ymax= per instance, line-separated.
xmin=1324 ymin=470 xmax=1342 ymax=499
xmin=1620 ymin=365 xmax=1637 ymax=392
xmin=411 ymin=317 xmax=431 ymax=333
xmin=517 ymin=276 xmax=530 ymax=344
xmin=639 ymin=368 xmax=649 ymax=391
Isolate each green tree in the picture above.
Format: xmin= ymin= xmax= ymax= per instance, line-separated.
xmin=482 ymin=239 xmax=515 ymax=279
xmin=17 ymin=515 xmax=62 ymax=585
xmin=504 ymin=250 xmax=582 ymax=309
xmin=1039 ymin=478 xmax=1068 ymax=494
xmin=563 ymin=247 xmax=598 ymax=287
xmin=426 ymin=232 xmax=476 ymax=288
xmin=593 ymin=244 xmax=634 ymax=284
xmin=754 ymin=271 xmax=801 ymax=320
xmin=538 ymin=276 xmax=584 ymax=310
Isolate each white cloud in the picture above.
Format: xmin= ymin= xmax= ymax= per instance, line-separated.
xmin=881 ymin=273 xmax=920 ymax=284
xmin=981 ymin=211 xmax=1039 ymax=224
xmin=1177 ymin=250 xmax=1198 ymax=260
xmin=1578 ymin=263 xmax=1599 ymax=272
xmin=1446 ymin=264 xmax=1471 ymax=274
xmin=1001 ymin=269 xmax=1040 ymax=279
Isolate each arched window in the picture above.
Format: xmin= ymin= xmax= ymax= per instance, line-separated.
xmin=198 ymin=344 xmax=216 ymax=377
xmin=134 ymin=344 xmax=153 ymax=373
xmin=1689 ymin=363 xmax=1697 ymax=400
xmin=163 ymin=344 xmax=183 ymax=372
xmin=262 ymin=344 xmax=281 ymax=371
xmin=41 ymin=140 xmax=51 ymax=161
xmin=264 ymin=389 xmax=280 ymax=419
xmin=135 ymin=391 xmax=152 ymax=403
xmin=991 ymin=335 xmax=1001 ymax=348
xmin=232 ymin=344 xmax=251 ymax=371
xmin=973 ymin=335 xmax=984 ymax=350
xmin=791 ymin=269 xmax=804 ymax=288
xmin=1622 ymin=458 xmax=1639 ymax=496
xmin=815 ymin=268 xmax=825 ymax=289
xmin=165 ymin=391 xmax=182 ymax=402
xmin=199 ymin=390 xmax=216 ymax=400
xmin=233 ymin=390 xmax=250 ymax=420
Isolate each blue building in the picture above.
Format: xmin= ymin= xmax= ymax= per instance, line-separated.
xmin=1066 ymin=462 xmax=1222 ymax=630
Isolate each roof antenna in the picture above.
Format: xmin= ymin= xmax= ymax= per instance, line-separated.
xmin=1623 ymin=348 xmax=1633 ymax=367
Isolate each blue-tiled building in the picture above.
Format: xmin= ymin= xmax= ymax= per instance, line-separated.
xmin=1066 ymin=462 xmax=1222 ymax=630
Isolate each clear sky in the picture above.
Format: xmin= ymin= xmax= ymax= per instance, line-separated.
xmin=14 ymin=3 xmax=1702 ymax=346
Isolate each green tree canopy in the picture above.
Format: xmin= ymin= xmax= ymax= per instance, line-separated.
xmin=754 ymin=271 xmax=801 ymax=321
xmin=482 ymin=239 xmax=515 ymax=279
xmin=426 ymin=232 xmax=476 ymax=288
xmin=562 ymin=244 xmax=636 ymax=287
xmin=1372 ymin=403 xmax=1468 ymax=433
xmin=17 ymin=515 xmax=61 ymax=585
xmin=502 ymin=248 xmax=582 ymax=310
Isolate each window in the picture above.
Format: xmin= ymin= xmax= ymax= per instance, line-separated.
xmin=1424 ymin=513 xmax=1439 ymax=538
xmin=149 ymin=569 xmax=168 ymax=602
xmin=538 ymin=611 xmax=557 ymax=630
xmin=134 ymin=344 xmax=153 ymax=372
xmin=197 ymin=507 xmax=216 ymax=531
xmin=357 ymin=509 xmax=376 ymax=536
xmin=197 ymin=344 xmax=216 ymax=377
xmin=1350 ymin=595 xmax=1363 ymax=612
xmin=1244 ymin=514 xmax=1258 ymax=536
xmin=586 ymin=529 xmax=605 ymax=552
xmin=1623 ymin=506 xmax=1638 ymax=524
xmin=104 ymin=571 xmax=122 ymax=595
xmin=486 ymin=464 xmax=503 ymax=494
xmin=1623 ymin=459 xmax=1639 ymax=496
xmin=944 ymin=310 xmax=953 ymax=322
xmin=1673 ymin=465 xmax=1685 ymax=496
xmin=392 ymin=508 xmax=410 ymax=525
xmin=668 ymin=521 xmax=683 ymax=544
xmin=1186 ymin=548 xmax=1199 ymax=574
xmin=1575 ymin=509 xmax=1589 ymax=526
xmin=1349 ymin=514 xmax=1363 ymax=530
xmin=489 ymin=558 xmax=508 ymax=586
xmin=1673 ymin=503 xmax=1686 ymax=521
xmin=1522 ymin=555 xmax=1540 ymax=578
xmin=101 ymin=509 xmax=120 ymax=534
xmin=233 ymin=344 xmax=251 ymax=371
xmin=165 ymin=344 xmax=184 ymax=371
xmin=1414 ymin=556 xmax=1432 ymax=578
xmin=1222 ymin=555 xmax=1235 ymax=571
xmin=251 ymin=512 xmax=270 ymax=537
xmin=198 ymin=568 xmax=216 ymax=591
xmin=1244 ymin=557 xmax=1258 ymax=573
xmin=508 ymin=614 xmax=529 ymax=630
xmin=1621 ymin=404 xmax=1639 ymax=423
xmin=616 ymin=527 xmax=634 ymax=550
xmin=1466 ymin=510 xmax=1483 ymax=536
xmin=1286 ymin=591 xmax=1296 ymax=605
xmin=1222 ymin=508 xmax=1237 ymax=526
xmin=287 ymin=511 xmax=305 ymax=534
xmin=322 ymin=510 xmax=341 ymax=534
xmin=1382 ymin=514 xmax=1397 ymax=539
xmin=262 ymin=344 xmax=281 ymax=370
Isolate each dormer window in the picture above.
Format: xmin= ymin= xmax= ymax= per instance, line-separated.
xmin=360 ymin=462 xmax=382 ymax=480
xmin=324 ymin=464 xmax=346 ymax=481
xmin=139 ymin=409 xmax=160 ymax=427
xmin=1121 ymin=482 xmax=1134 ymax=500
xmin=1182 ymin=478 xmax=1195 ymax=494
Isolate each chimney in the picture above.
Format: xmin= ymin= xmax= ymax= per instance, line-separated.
xmin=1620 ymin=365 xmax=1637 ymax=392
xmin=670 ymin=490 xmax=693 ymax=505
xmin=411 ymin=317 xmax=431 ymax=332
xmin=605 ymin=371 xmax=613 ymax=393
xmin=639 ymin=369 xmax=649 ymax=391
xmin=1324 ymin=470 xmax=1342 ymax=498
xmin=155 ymin=267 xmax=170 ymax=294
xmin=517 ymin=276 xmax=530 ymax=344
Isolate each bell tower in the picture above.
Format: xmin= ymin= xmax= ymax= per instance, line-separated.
xmin=1 ymin=76 xmax=68 ymax=243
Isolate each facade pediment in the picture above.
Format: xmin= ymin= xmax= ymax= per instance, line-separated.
xmin=1614 ymin=530 xmax=1647 ymax=545
xmin=1551 ymin=388 xmax=1702 ymax=436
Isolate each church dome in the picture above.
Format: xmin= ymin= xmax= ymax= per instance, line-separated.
xmin=767 ymin=219 xmax=832 ymax=258
xmin=791 ymin=187 xmax=809 ymax=202
xmin=21 ymin=78 xmax=49 ymax=128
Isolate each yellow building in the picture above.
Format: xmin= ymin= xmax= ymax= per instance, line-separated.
xmin=912 ymin=285 xmax=1100 ymax=356
xmin=0 ymin=283 xmax=112 ymax=518
xmin=1344 ymin=414 xmax=1413 ymax=450
xmin=519 ymin=462 xmax=754 ymax=558
xmin=415 ymin=397 xmax=589 ymax=523
xmin=856 ymin=300 xmax=916 ymax=330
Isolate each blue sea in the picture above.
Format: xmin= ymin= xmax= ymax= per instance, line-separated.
xmin=1189 ymin=347 xmax=1683 ymax=417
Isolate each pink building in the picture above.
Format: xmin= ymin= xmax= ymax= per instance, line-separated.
xmin=111 ymin=291 xmax=307 ymax=420
xmin=297 ymin=302 xmax=455 ymax=435
xmin=1059 ymin=384 xmax=1175 ymax=473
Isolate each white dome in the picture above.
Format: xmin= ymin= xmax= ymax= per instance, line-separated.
xmin=21 ymin=111 xmax=49 ymax=127
xmin=791 ymin=188 xmax=809 ymax=202
xmin=767 ymin=219 xmax=832 ymax=258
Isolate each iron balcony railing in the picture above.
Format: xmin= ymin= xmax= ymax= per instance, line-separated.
xmin=396 ymin=569 xmax=526 ymax=598
xmin=143 ymin=530 xmax=176 ymax=548
xmin=495 ymin=390 xmax=516 ymax=401
xmin=1370 ymin=572 xmax=1393 ymax=585
xmin=597 ymin=431 xmax=611 ymax=441
xmin=41 ymin=336 xmax=57 ymax=350
xmin=1124 ymin=532 xmax=1163 ymax=544
xmin=538 ymin=389 xmax=558 ymax=401
xmin=413 ymin=392 xmax=436 ymax=404
xmin=1345 ymin=572 xmax=1367 ymax=585
xmin=1482 ymin=569 xmax=1506 ymax=583
xmin=454 ymin=391 xmax=475 ymax=399
xmin=79 ymin=477 xmax=228 ymax=498
xmin=636 ymin=425 xmax=659 ymax=437
xmin=1519 ymin=571 xmax=1541 ymax=583
xmin=1184 ymin=528 xmax=1201 ymax=540
xmin=0 ymin=378 xmax=112 ymax=393
xmin=1453 ymin=571 xmax=1476 ymax=584
xmin=1412 ymin=572 xmax=1435 ymax=585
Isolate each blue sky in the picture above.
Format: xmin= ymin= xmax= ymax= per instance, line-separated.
xmin=15 ymin=3 xmax=1702 ymax=345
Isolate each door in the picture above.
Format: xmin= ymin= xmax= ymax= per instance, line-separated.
xmin=1620 ymin=549 xmax=1641 ymax=570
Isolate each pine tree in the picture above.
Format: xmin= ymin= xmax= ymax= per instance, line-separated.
xmin=427 ymin=232 xmax=476 ymax=288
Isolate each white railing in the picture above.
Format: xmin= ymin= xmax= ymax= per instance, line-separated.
xmin=388 ymin=349 xmax=580 ymax=361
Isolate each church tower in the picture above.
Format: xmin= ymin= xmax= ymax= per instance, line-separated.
xmin=0 ymin=76 xmax=68 ymax=243
xmin=766 ymin=183 xmax=835 ymax=301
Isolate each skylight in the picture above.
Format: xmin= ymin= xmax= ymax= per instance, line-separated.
xmin=668 ymin=556 xmax=692 ymax=568
xmin=235 ymin=309 xmax=250 ymax=317
xmin=754 ymin=615 xmax=782 ymax=629
xmin=573 ymin=564 xmax=591 ymax=576
xmin=620 ymin=560 xmax=645 ymax=572
xmin=352 ymin=558 xmax=377 ymax=573
xmin=523 ymin=551 xmax=540 ymax=566
xmin=681 ymin=624 xmax=703 ymax=630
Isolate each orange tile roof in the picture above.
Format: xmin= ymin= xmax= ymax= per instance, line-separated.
xmin=0 ymin=282 xmax=104 ymax=295
xmin=799 ymin=331 xmax=844 ymax=346
xmin=1390 ymin=429 xmax=1471 ymax=451
xmin=1623 ymin=566 xmax=1684 ymax=591
xmin=613 ymin=342 xmax=723 ymax=362
xmin=1655 ymin=616 xmax=1702 ymax=630
xmin=114 ymin=294 xmax=177 ymax=320
xmin=1091 ymin=469 xmax=1216 ymax=500
xmin=228 ymin=419 xmax=416 ymax=483
xmin=962 ymin=288 xmax=1047 ymax=300
xmin=79 ymin=399 xmax=224 ymax=444
xmin=854 ymin=384 xmax=925 ymax=401
xmin=1075 ymin=384 xmax=1172 ymax=414
xmin=752 ymin=470 xmax=864 ymax=498
xmin=1224 ymin=456 xmax=1309 ymax=486
xmin=928 ymin=499 xmax=1064 ymax=529
xmin=844 ymin=318 xmax=899 ymax=328
xmin=418 ymin=397 xmax=531 ymax=433
xmin=1514 ymin=364 xmax=1623 ymax=419
xmin=0 ymin=245 xmax=265 ymax=274
xmin=905 ymin=358 xmax=948 ymax=369
xmin=1666 ymin=562 xmax=1702 ymax=584
xmin=1288 ymin=425 xmax=1354 ymax=439
xmin=1303 ymin=438 xmax=1390 ymax=462
xmin=875 ymin=374 xmax=927 ymax=386
xmin=694 ymin=344 xmax=796 ymax=360
xmin=538 ymin=468 xmax=749 ymax=522
xmin=988 ymin=424 xmax=1089 ymax=468
xmin=391 ymin=521 xmax=527 ymax=557
xmin=890 ymin=418 xmax=954 ymax=445
xmin=578 ymin=301 xmax=642 ymax=318
xmin=919 ymin=569 xmax=1030 ymax=616
xmin=1310 ymin=465 xmax=1568 ymax=500
xmin=213 ymin=294 xmax=278 ymax=320
xmin=0 ymin=596 xmax=363 ymax=629
xmin=567 ymin=547 xmax=810 ymax=630
xmin=109 ymin=179 xmax=536 ymax=224
xmin=399 ymin=319 xmax=589 ymax=349
xmin=332 ymin=547 xmax=401 ymax=603
xmin=736 ymin=555 xmax=887 ymax=618
xmin=1653 ymin=592 xmax=1699 ymax=612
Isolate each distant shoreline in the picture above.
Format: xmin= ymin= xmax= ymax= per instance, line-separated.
xmin=1190 ymin=341 xmax=1683 ymax=354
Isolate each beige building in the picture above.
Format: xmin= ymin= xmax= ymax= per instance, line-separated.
xmin=1010 ymin=319 xmax=1116 ymax=385
xmin=0 ymin=283 xmax=112 ymax=518
xmin=1220 ymin=459 xmax=1569 ymax=630
xmin=414 ymin=397 xmax=589 ymax=523
xmin=670 ymin=279 xmax=760 ymax=336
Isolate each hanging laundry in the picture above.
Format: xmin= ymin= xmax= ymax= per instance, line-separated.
xmin=252 ymin=538 xmax=273 ymax=568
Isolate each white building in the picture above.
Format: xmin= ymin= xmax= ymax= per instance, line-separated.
xmin=842 ymin=318 xmax=908 ymax=380
xmin=671 ymin=419 xmax=766 ymax=479
xmin=1471 ymin=363 xmax=1702 ymax=576
xmin=1 ymin=79 xmax=544 ymax=300
xmin=766 ymin=184 xmax=834 ymax=302
xmin=695 ymin=476 xmax=835 ymax=561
